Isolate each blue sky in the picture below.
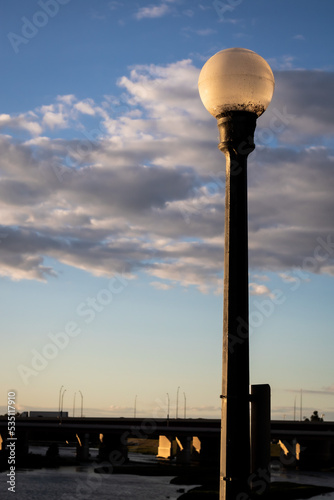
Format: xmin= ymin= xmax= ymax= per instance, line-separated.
xmin=0 ymin=0 xmax=334 ymax=421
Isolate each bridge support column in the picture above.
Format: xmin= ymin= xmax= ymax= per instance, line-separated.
xmin=278 ymin=439 xmax=300 ymax=468
xmin=176 ymin=436 xmax=193 ymax=464
xmin=192 ymin=436 xmax=201 ymax=462
xmin=76 ymin=433 xmax=90 ymax=460
xmin=299 ymin=439 xmax=332 ymax=466
xmin=198 ymin=435 xmax=220 ymax=465
xmin=157 ymin=435 xmax=175 ymax=459
xmin=158 ymin=435 xmax=202 ymax=464
xmin=98 ymin=433 xmax=128 ymax=465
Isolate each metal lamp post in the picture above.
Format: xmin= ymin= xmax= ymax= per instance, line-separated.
xmin=79 ymin=390 xmax=83 ymax=418
xmin=61 ymin=389 xmax=66 ymax=418
xmin=183 ymin=392 xmax=186 ymax=419
xmin=73 ymin=392 xmax=76 ymax=417
xmin=58 ymin=385 xmax=64 ymax=418
xmin=176 ymin=386 xmax=180 ymax=419
xmin=166 ymin=393 xmax=170 ymax=420
xmin=198 ymin=48 xmax=275 ymax=500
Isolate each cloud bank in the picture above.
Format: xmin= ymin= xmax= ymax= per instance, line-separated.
xmin=0 ymin=61 xmax=334 ymax=293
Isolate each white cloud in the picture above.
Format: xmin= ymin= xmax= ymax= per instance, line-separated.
xmin=42 ymin=111 xmax=68 ymax=129
xmin=135 ymin=3 xmax=170 ymax=20
xmin=249 ymin=283 xmax=275 ymax=299
xmin=251 ymin=274 xmax=270 ymax=282
xmin=74 ymin=100 xmax=97 ymax=116
xmin=196 ymin=28 xmax=217 ymax=36
xmin=267 ymin=55 xmax=298 ymax=70
xmin=1 ymin=63 xmax=334 ymax=293
xmin=57 ymin=94 xmax=76 ymax=105
xmin=39 ymin=103 xmax=69 ymax=129
xmin=293 ymin=34 xmax=305 ymax=41
xmin=279 ymin=273 xmax=299 ymax=284
xmin=150 ymin=281 xmax=173 ymax=290
xmin=0 ymin=113 xmax=42 ymax=136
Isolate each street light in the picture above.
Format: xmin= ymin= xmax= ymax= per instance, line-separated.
xmin=73 ymin=392 xmax=76 ymax=417
xmin=61 ymin=389 xmax=67 ymax=418
xmin=58 ymin=385 xmax=64 ymax=418
xmin=183 ymin=392 xmax=186 ymax=419
xmin=198 ymin=48 xmax=274 ymax=500
xmin=166 ymin=393 xmax=170 ymax=420
xmin=79 ymin=390 xmax=83 ymax=418
xmin=176 ymin=386 xmax=180 ymax=419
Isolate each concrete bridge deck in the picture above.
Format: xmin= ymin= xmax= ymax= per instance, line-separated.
xmin=1 ymin=416 xmax=334 ymax=438
xmin=1 ymin=417 xmax=334 ymax=465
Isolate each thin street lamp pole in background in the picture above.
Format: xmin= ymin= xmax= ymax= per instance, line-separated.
xmin=58 ymin=385 xmax=64 ymax=418
xmin=166 ymin=393 xmax=170 ymax=420
xmin=61 ymin=389 xmax=66 ymax=418
xmin=176 ymin=386 xmax=180 ymax=419
xmin=134 ymin=395 xmax=137 ymax=418
xmin=79 ymin=390 xmax=83 ymax=418
xmin=73 ymin=392 xmax=76 ymax=417
xmin=183 ymin=392 xmax=186 ymax=419
xmin=198 ymin=48 xmax=275 ymax=500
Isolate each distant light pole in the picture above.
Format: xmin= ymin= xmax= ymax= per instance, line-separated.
xmin=176 ymin=386 xmax=180 ymax=419
xmin=134 ymin=395 xmax=137 ymax=418
xmin=198 ymin=48 xmax=275 ymax=500
xmin=166 ymin=393 xmax=170 ymax=420
xmin=73 ymin=392 xmax=76 ymax=417
xmin=58 ymin=385 xmax=64 ymax=418
xmin=183 ymin=392 xmax=187 ymax=419
xmin=79 ymin=390 xmax=83 ymax=418
xmin=61 ymin=389 xmax=67 ymax=417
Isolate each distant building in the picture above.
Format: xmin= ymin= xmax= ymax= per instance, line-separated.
xmin=21 ymin=411 xmax=68 ymax=418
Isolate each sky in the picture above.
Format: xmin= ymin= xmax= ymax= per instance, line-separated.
xmin=0 ymin=0 xmax=334 ymax=422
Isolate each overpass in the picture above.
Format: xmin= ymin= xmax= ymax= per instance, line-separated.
xmin=0 ymin=416 xmax=221 ymax=464
xmin=1 ymin=417 xmax=334 ymax=465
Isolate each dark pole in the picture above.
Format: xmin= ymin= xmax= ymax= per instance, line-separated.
xmin=58 ymin=385 xmax=63 ymax=419
xmin=250 ymin=384 xmax=271 ymax=494
xmin=166 ymin=393 xmax=170 ymax=420
xmin=73 ymin=392 xmax=76 ymax=418
xmin=79 ymin=390 xmax=83 ymax=418
xmin=61 ymin=389 xmax=66 ymax=418
xmin=183 ymin=392 xmax=186 ymax=419
xmin=176 ymin=386 xmax=180 ymax=419
xmin=218 ymin=111 xmax=257 ymax=500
